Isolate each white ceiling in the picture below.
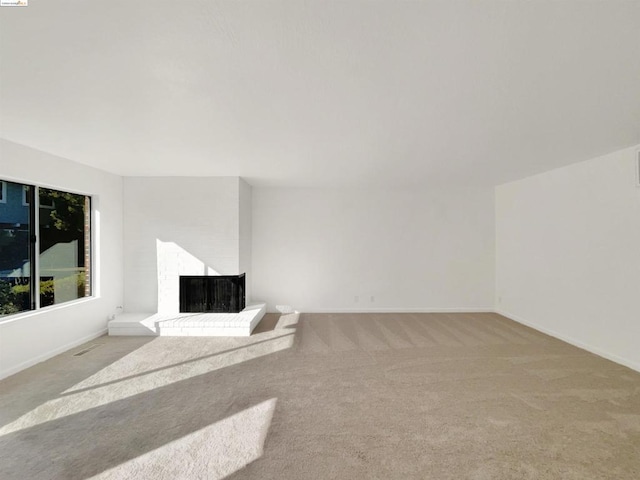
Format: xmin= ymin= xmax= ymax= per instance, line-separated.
xmin=1 ymin=1 xmax=639 ymax=188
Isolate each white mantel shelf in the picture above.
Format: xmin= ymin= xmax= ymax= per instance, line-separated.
xmin=107 ymin=303 xmax=266 ymax=337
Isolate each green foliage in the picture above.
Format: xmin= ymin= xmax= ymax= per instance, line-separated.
xmin=0 ymin=273 xmax=87 ymax=314
xmin=0 ymin=281 xmax=24 ymax=315
xmin=0 ymin=282 xmax=19 ymax=315
xmin=11 ymin=283 xmax=30 ymax=294
xmin=39 ymin=274 xmax=86 ymax=308
xmin=39 ymin=189 xmax=86 ymax=234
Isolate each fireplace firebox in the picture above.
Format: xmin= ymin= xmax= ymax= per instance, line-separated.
xmin=179 ymin=274 xmax=246 ymax=313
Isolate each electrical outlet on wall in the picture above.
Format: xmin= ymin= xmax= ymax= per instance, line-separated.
xmin=370 ymin=296 xmax=375 ymax=303
xmin=354 ymin=296 xmax=359 ymax=303
xmin=108 ymin=306 xmax=123 ymax=321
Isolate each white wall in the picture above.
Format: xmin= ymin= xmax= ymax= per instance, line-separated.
xmin=496 ymin=145 xmax=640 ymax=371
xmin=0 ymin=139 xmax=124 ymax=379
xmin=239 ymin=178 xmax=252 ymax=303
xmin=123 ymin=177 xmax=250 ymax=313
xmin=252 ymin=187 xmax=495 ymax=312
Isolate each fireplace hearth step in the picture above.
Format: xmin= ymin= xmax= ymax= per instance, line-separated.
xmin=108 ymin=303 xmax=266 ymax=337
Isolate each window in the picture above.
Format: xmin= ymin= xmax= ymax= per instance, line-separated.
xmin=23 ymin=186 xmax=54 ymax=208
xmin=0 ymin=179 xmax=91 ymax=316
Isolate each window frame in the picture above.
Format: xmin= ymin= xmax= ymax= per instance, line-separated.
xmin=0 ymin=179 xmax=94 ymax=317
xmin=22 ymin=185 xmax=55 ymax=208
xmin=0 ymin=181 xmax=6 ymax=204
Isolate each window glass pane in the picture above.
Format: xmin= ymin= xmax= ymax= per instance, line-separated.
xmin=0 ymin=181 xmax=34 ymax=316
xmin=39 ymin=188 xmax=91 ymax=307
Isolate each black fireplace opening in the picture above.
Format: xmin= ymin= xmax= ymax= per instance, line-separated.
xmin=179 ymin=274 xmax=246 ymax=313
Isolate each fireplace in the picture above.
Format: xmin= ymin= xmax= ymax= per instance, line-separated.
xmin=179 ymin=274 xmax=246 ymax=313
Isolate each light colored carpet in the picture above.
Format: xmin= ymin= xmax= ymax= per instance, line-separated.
xmin=1 ymin=312 xmax=639 ymax=479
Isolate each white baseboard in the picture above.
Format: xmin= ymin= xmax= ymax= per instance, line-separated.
xmin=495 ymin=308 xmax=640 ymax=373
xmin=277 ymin=306 xmax=495 ymax=314
xmin=0 ymin=328 xmax=108 ymax=381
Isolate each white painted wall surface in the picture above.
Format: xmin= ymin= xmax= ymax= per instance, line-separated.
xmin=252 ymin=187 xmax=495 ymax=312
xmin=496 ymin=145 xmax=640 ymax=371
xmin=123 ymin=177 xmax=243 ymax=313
xmin=0 ymin=139 xmax=124 ymax=379
xmin=239 ymin=178 xmax=253 ymax=303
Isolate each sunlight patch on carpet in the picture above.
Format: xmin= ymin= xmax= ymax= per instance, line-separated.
xmin=0 ymin=334 xmax=292 ymax=436
xmin=66 ymin=331 xmax=294 ymax=394
xmin=89 ymin=398 xmax=277 ymax=480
